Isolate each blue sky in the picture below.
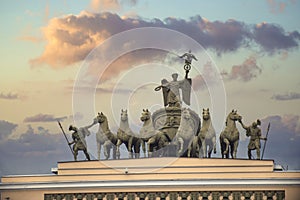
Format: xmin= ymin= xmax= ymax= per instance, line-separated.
xmin=0 ymin=0 xmax=300 ymax=176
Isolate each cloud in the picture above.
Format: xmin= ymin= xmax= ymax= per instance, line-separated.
xmin=0 ymin=125 xmax=70 ymax=176
xmin=253 ymin=22 xmax=300 ymax=52
xmin=266 ymin=0 xmax=297 ymax=14
xmin=193 ymin=61 xmax=220 ymax=90
xmin=257 ymin=114 xmax=300 ymax=169
xmin=0 ymin=92 xmax=19 ymax=100
xmin=0 ymin=120 xmax=18 ymax=140
xmin=23 ymin=113 xmax=67 ymax=123
xmin=90 ymin=0 xmax=138 ymax=12
xmin=90 ymin=0 xmax=120 ymax=11
xmin=272 ymin=92 xmax=300 ymax=101
xmin=222 ymin=56 xmax=262 ymax=82
xmin=30 ymin=12 xmax=300 ymax=75
xmin=18 ymin=36 xmax=43 ymax=43
xmin=266 ymin=0 xmax=287 ymax=14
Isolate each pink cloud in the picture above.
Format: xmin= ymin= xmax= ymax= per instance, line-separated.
xmin=90 ymin=0 xmax=120 ymax=11
xmin=223 ymin=56 xmax=262 ymax=82
xmin=30 ymin=12 xmax=299 ymax=75
xmin=24 ymin=113 xmax=67 ymax=123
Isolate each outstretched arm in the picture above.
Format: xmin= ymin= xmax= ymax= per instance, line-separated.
xmin=85 ymin=121 xmax=96 ymax=129
xmin=239 ymin=120 xmax=249 ymax=130
xmin=179 ymin=53 xmax=187 ymax=58
xmin=192 ymin=55 xmax=198 ymax=61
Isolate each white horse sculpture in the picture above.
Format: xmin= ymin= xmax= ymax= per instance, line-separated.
xmin=117 ymin=109 xmax=141 ymax=158
xmin=175 ymin=108 xmax=197 ymax=156
xmin=199 ymin=108 xmax=216 ymax=158
xmin=94 ymin=112 xmax=119 ymax=160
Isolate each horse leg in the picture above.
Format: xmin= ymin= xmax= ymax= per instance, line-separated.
xmin=219 ymin=134 xmax=225 ymax=158
xmin=207 ymin=140 xmax=213 ymax=158
xmin=97 ymin=141 xmax=101 ymax=160
xmin=202 ymin=138 xmax=207 ymax=158
xmin=141 ymin=139 xmax=146 ymax=157
xmin=187 ymin=144 xmax=191 ymax=158
xmin=212 ymin=136 xmax=217 ymax=154
xmin=190 ymin=136 xmax=198 ymax=158
xmin=147 ymin=137 xmax=155 ymax=157
xmin=223 ymin=138 xmax=230 ymax=158
xmin=112 ymin=144 xmax=117 ymax=160
xmin=128 ymin=137 xmax=133 ymax=159
xmin=134 ymin=139 xmax=141 ymax=159
xmin=232 ymin=140 xmax=239 ymax=159
xmin=177 ymin=137 xmax=184 ymax=156
xmin=103 ymin=141 xmax=109 ymax=160
xmin=116 ymin=139 xmax=122 ymax=159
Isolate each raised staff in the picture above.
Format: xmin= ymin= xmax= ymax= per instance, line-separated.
xmin=57 ymin=121 xmax=74 ymax=156
xmin=239 ymin=119 xmax=267 ymax=160
xmin=261 ymin=122 xmax=271 ymax=160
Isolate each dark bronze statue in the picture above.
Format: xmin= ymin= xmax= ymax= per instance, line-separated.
xmin=219 ymin=110 xmax=242 ymax=159
xmin=239 ymin=119 xmax=267 ymax=160
xmin=179 ymin=50 xmax=198 ymax=78
xmin=68 ymin=124 xmax=93 ymax=161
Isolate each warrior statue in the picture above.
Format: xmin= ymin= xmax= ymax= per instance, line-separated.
xmin=155 ymin=73 xmax=192 ymax=108
xmin=239 ymin=119 xmax=267 ymax=160
xmin=68 ymin=123 xmax=94 ymax=161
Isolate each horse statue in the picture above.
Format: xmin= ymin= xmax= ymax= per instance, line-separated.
xmin=174 ymin=108 xmax=197 ymax=156
xmin=219 ymin=109 xmax=242 ymax=159
xmin=140 ymin=109 xmax=156 ymax=157
xmin=94 ymin=112 xmax=119 ymax=159
xmin=139 ymin=109 xmax=171 ymax=157
xmin=198 ymin=108 xmax=216 ymax=158
xmin=117 ymin=109 xmax=142 ymax=158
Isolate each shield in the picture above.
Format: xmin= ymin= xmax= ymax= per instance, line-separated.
xmin=181 ymin=78 xmax=192 ymax=105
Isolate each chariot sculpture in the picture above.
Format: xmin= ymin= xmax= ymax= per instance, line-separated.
xmin=59 ymin=50 xmax=269 ymax=161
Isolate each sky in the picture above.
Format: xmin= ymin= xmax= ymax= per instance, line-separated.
xmin=0 ymin=0 xmax=300 ymax=176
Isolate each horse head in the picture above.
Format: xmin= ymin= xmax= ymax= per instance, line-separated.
xmin=227 ymin=109 xmax=242 ymax=123
xmin=96 ymin=112 xmax=107 ymax=124
xmin=202 ymin=108 xmax=210 ymax=121
xmin=121 ymin=109 xmax=128 ymax=122
xmin=140 ymin=109 xmax=151 ymax=122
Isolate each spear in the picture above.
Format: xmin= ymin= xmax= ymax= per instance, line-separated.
xmin=57 ymin=121 xmax=74 ymax=156
xmin=261 ymin=122 xmax=270 ymax=160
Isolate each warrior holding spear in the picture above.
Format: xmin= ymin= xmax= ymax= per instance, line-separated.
xmin=58 ymin=121 xmax=95 ymax=161
xmin=238 ymin=119 xmax=268 ymax=160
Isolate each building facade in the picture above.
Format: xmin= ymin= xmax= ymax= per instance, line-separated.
xmin=1 ymin=158 xmax=300 ymax=200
